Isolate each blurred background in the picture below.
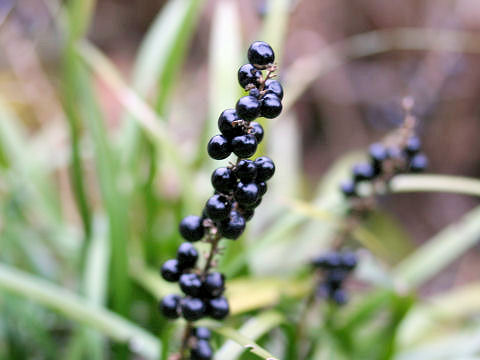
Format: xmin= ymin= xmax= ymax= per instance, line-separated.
xmin=1 ymin=0 xmax=480 ymax=359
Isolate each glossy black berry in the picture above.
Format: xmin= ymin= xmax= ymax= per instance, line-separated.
xmin=179 ymin=273 xmax=203 ymax=297
xmin=207 ymin=134 xmax=231 ymax=160
xmin=159 ymin=294 xmax=180 ymax=319
xmin=248 ymin=41 xmax=275 ymax=67
xmin=219 ymin=210 xmax=246 ymax=239
xmin=312 ymin=252 xmax=341 ymax=269
xmin=179 ymin=215 xmax=204 ymax=242
xmin=231 ymin=134 xmax=258 ymax=158
xmin=249 ymin=121 xmax=264 ymax=143
xmin=234 ymin=182 xmax=259 ymax=206
xmin=331 ymin=289 xmax=348 ymax=305
xmin=264 ymin=79 xmax=284 ymax=100
xmin=257 ymin=181 xmax=267 ymax=196
xmin=161 ymin=259 xmax=181 ymax=282
xmin=352 ymin=163 xmax=375 ymax=182
xmin=405 ymin=136 xmax=421 ymax=157
xmin=369 ymin=142 xmax=388 ymax=175
xmin=177 ymin=242 xmax=199 ymax=270
xmin=254 ymin=156 xmax=275 ymax=182
xmin=369 ymin=143 xmax=388 ymax=163
xmin=181 ymin=297 xmax=206 ymax=321
xmin=236 ymin=159 xmax=257 ymax=182
xmin=203 ymin=272 xmax=225 ymax=298
xmin=217 ymin=109 xmax=244 ymax=139
xmin=242 ymin=196 xmax=262 ymax=209
xmin=340 ymin=252 xmax=358 ymax=270
xmin=260 ymin=93 xmax=282 ymax=119
xmin=191 ymin=339 xmax=213 ymax=360
xmin=410 ymin=153 xmax=428 ymax=173
xmin=211 ymin=167 xmax=237 ymax=194
xmin=236 ymin=95 xmax=261 ymax=122
xmin=205 ymin=194 xmax=232 ymax=221
xmin=326 ymin=269 xmax=348 ymax=289
xmin=240 ymin=208 xmax=255 ymax=221
xmin=193 ymin=327 xmax=211 ymax=340
xmin=238 ymin=63 xmax=261 ymax=89
xmin=207 ymin=296 xmax=230 ymax=320
xmin=249 ymin=88 xmax=260 ymax=98
xmin=340 ymin=180 xmax=356 ymax=198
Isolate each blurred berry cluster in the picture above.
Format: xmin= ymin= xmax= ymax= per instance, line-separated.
xmin=311 ymin=251 xmax=358 ymax=305
xmin=341 ymin=136 xmax=428 ymax=198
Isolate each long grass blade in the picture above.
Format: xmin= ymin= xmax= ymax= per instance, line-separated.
xmin=0 ymin=262 xmax=160 ymax=359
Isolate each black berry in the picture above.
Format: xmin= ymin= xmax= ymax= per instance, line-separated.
xmin=181 ymin=297 xmax=206 ymax=321
xmin=205 ymin=194 xmax=232 ymax=221
xmin=217 ymin=109 xmax=244 ymax=139
xmin=264 ymin=79 xmax=283 ymax=100
xmin=312 ymin=252 xmax=341 ymax=269
xmin=179 ymin=215 xmax=204 ymax=242
xmin=235 ymin=159 xmax=257 ymax=182
xmin=236 ymin=95 xmax=260 ymax=122
xmin=219 ymin=210 xmax=246 ymax=239
xmin=410 ymin=153 xmax=428 ymax=172
xmin=352 ymin=163 xmax=375 ymax=182
xmin=207 ymin=134 xmax=231 ymax=160
xmin=260 ymin=93 xmax=282 ymax=119
xmin=211 ymin=167 xmax=237 ymax=194
xmin=161 ymin=259 xmax=181 ymax=282
xmin=249 ymin=121 xmax=264 ymax=143
xmin=340 ymin=252 xmax=358 ymax=270
xmin=242 ymin=196 xmax=262 ymax=209
xmin=177 ymin=242 xmax=199 ymax=270
xmin=325 ymin=269 xmax=348 ymax=289
xmin=234 ymin=182 xmax=259 ymax=206
xmin=248 ymin=41 xmax=275 ymax=67
xmin=203 ymin=272 xmax=225 ymax=298
xmin=254 ymin=156 xmax=275 ymax=181
xmin=405 ymin=136 xmax=421 ymax=157
xmin=159 ymin=294 xmax=181 ymax=319
xmin=249 ymin=88 xmax=260 ymax=98
xmin=240 ymin=208 xmax=255 ymax=221
xmin=179 ymin=273 xmax=203 ymax=297
xmin=193 ymin=327 xmax=211 ymax=340
xmin=369 ymin=143 xmax=388 ymax=175
xmin=257 ymin=181 xmax=267 ymax=196
xmin=207 ymin=296 xmax=230 ymax=320
xmin=331 ymin=289 xmax=348 ymax=305
xmin=340 ymin=180 xmax=356 ymax=197
xmin=238 ymin=63 xmax=261 ymax=89
xmin=191 ymin=339 xmax=213 ymax=360
xmin=231 ymin=134 xmax=258 ymax=158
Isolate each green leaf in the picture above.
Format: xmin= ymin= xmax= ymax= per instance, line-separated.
xmin=155 ymin=0 xmax=206 ymax=114
xmin=398 ymin=282 xmax=480 ymax=348
xmin=390 ymin=174 xmax=480 ymax=197
xmin=198 ymin=0 xmax=242 ymax=167
xmin=215 ymin=311 xmax=284 ymax=360
xmin=198 ymin=319 xmax=281 ymax=360
xmin=393 ymin=204 xmax=480 ymax=289
xmin=0 ymin=262 xmax=160 ymax=359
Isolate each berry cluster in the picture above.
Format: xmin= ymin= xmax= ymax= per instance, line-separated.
xmin=311 ymin=251 xmax=357 ymax=305
xmin=340 ymin=136 xmax=428 ymax=198
xmin=159 ymin=41 xmax=281 ymax=360
xmin=160 ymin=245 xmax=229 ymax=321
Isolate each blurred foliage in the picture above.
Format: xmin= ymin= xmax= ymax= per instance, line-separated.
xmin=1 ymin=0 xmax=480 ymax=359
